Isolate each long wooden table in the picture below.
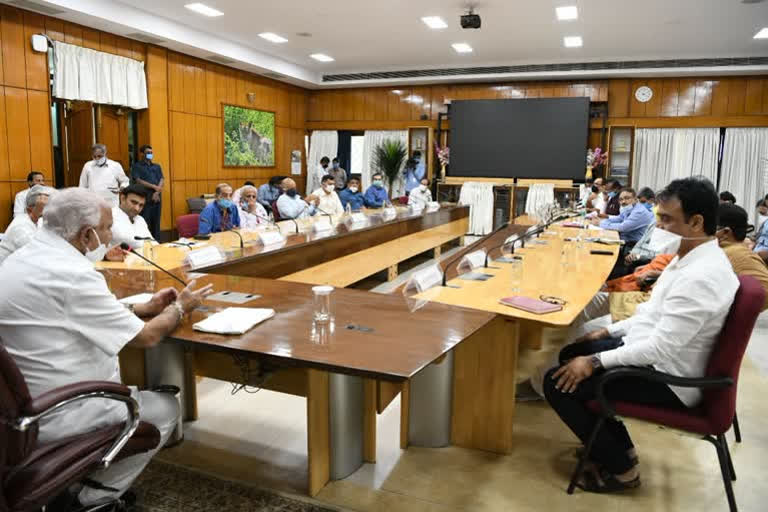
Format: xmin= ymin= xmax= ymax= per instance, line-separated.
xmin=106 ymin=270 xmax=521 ymax=496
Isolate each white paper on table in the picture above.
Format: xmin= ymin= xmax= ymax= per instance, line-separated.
xmin=119 ymin=293 xmax=154 ymax=305
xmin=459 ymin=249 xmax=486 ymax=272
xmin=588 ymin=224 xmax=604 ymax=231
xmin=347 ymin=212 xmax=367 ymax=225
xmin=313 ymin=217 xmax=333 ymax=232
xmin=193 ymin=307 xmax=276 ymax=335
xmin=184 ymin=246 xmax=224 ymax=268
xmin=408 ymin=264 xmax=443 ymax=293
xmin=259 ymin=230 xmax=285 ymax=246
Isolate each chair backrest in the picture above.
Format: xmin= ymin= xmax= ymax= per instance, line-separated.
xmin=176 ymin=214 xmax=200 ymax=238
xmin=703 ymin=275 xmax=766 ymax=434
xmin=186 ymin=197 xmax=206 ymax=214
xmin=271 ymin=200 xmax=282 ymax=221
xmin=0 ymin=342 xmax=37 ymax=489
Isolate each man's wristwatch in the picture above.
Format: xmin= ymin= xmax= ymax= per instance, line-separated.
xmin=590 ymin=354 xmax=603 ymax=370
xmin=170 ymin=301 xmax=185 ymax=321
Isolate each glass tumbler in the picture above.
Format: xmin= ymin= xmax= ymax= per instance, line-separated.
xmin=312 ymin=285 xmax=334 ymax=323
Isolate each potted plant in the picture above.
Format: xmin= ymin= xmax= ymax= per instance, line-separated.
xmin=373 ymin=139 xmax=408 ymax=197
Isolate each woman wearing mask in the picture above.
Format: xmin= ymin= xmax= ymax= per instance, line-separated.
xmin=237 ymin=185 xmax=269 ymax=230
xmin=408 ymin=177 xmax=432 ymax=207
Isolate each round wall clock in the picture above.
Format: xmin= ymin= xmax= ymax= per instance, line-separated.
xmin=635 ymin=86 xmax=653 ymax=103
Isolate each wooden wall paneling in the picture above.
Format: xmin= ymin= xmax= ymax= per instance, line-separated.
xmin=643 ymin=79 xmax=662 ymax=117
xmin=206 ymin=116 xmax=219 ymax=182
xmin=608 ymin=79 xmax=630 ymax=117
xmin=44 ymin=16 xmax=64 ymax=42
xmin=225 ymin=68 xmax=237 ymax=106
xmin=260 ymin=80 xmax=277 ymax=112
xmin=81 ymin=27 xmax=100 ymax=50
xmin=275 ymin=126 xmax=286 ymax=174
xmin=660 ymin=78 xmax=680 ymax=117
xmin=727 ymin=78 xmax=747 ymax=115
xmin=28 ymin=89 xmax=52 ymax=176
xmin=525 ymin=85 xmax=540 ymax=98
xmin=22 ymin=12 xmax=47 ymax=92
xmin=710 ymin=79 xmax=729 ymax=116
xmin=677 ymin=79 xmax=697 ymax=116
xmin=763 ymin=80 xmax=768 ymax=115
xmin=116 ymin=36 xmax=133 ymax=58
xmin=0 ymin=88 xmax=8 ymax=181
xmin=204 ymin=63 xmax=217 ymax=117
xmin=570 ymin=83 xmax=586 ymax=98
xmin=194 ymin=62 xmax=205 ymax=115
xmin=368 ymin=88 xmax=388 ymax=120
xmin=182 ymin=56 xmax=196 ymax=114
xmin=171 ymin=180 xmax=186 ymax=222
xmin=169 ymin=111 xmax=186 ymax=180
xmin=215 ymin=65 xmax=227 ymax=114
xmin=235 ymin=72 xmax=247 ymax=107
xmin=598 ymin=84 xmax=608 ymax=102
xmin=195 ymin=114 xmax=207 ymax=181
xmin=131 ymin=40 xmax=145 ymax=61
xmin=412 ymin=86 xmax=431 ymax=120
xmin=144 ymin=45 xmax=171 ymax=229
xmin=2 ymin=7 xmax=27 ymax=88
xmin=745 ymin=78 xmax=765 ymax=115
xmin=307 ymin=91 xmax=321 ymax=121
xmin=290 ymin=90 xmax=304 ymax=128
xmin=5 ymin=87 xmax=31 ymax=180
xmin=629 ymin=80 xmax=647 ymax=117
xmin=62 ymin=22 xmax=83 ymax=46
xmin=99 ymin=32 xmax=117 ymax=55
xmin=276 ymin=86 xmax=290 ymax=126
xmin=0 ymin=184 xmax=10 ymax=232
xmin=693 ymin=80 xmax=713 ymax=116
xmin=167 ymin=52 xmax=183 ymax=112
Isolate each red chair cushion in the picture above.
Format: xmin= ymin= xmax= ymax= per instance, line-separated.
xmin=176 ymin=214 xmax=200 ymax=238
xmin=587 ymin=400 xmax=711 ymax=435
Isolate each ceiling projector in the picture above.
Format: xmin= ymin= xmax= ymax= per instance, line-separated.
xmin=460 ymin=12 xmax=481 ymax=29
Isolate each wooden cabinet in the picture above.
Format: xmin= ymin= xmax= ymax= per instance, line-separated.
xmin=607 ymin=126 xmax=634 ymax=186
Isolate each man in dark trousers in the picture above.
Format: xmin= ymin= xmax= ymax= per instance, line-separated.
xmin=131 ymin=145 xmax=164 ymax=239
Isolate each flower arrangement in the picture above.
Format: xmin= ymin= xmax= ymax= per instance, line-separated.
xmin=586 ymin=147 xmax=608 ymax=167
xmin=435 ymin=144 xmax=450 ymax=167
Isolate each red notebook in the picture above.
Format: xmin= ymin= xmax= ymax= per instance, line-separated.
xmin=499 ymin=296 xmax=563 ymax=314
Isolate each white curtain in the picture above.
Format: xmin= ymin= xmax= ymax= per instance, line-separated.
xmin=633 ymin=128 xmax=719 ymax=192
xmin=52 ymin=41 xmax=147 ymax=109
xmin=459 ymin=182 xmax=496 ymax=235
xmin=307 ymin=131 xmax=338 ymax=195
xmin=719 ymin=128 xmax=768 ymax=226
xmin=524 ymin=183 xmax=555 ymax=216
xmin=362 ymin=130 xmax=408 ymax=198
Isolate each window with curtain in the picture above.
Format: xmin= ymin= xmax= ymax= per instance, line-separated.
xmin=719 ymin=128 xmax=768 ymax=225
xmin=350 ymin=136 xmax=365 ymax=176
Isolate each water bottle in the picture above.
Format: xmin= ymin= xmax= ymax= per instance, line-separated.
xmin=345 ymin=202 xmax=352 ymax=216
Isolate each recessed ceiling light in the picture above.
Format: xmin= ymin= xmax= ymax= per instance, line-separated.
xmin=452 ymin=43 xmax=473 ymax=53
xmin=564 ymin=36 xmax=583 ymax=48
xmin=310 ymin=53 xmax=334 ymax=62
xmin=184 ymin=3 xmax=223 ymax=17
xmin=422 ymin=16 xmax=448 ymax=29
xmin=259 ymin=32 xmax=288 ymax=43
xmin=296 ymin=32 xmax=313 ymax=37
xmin=555 ymin=6 xmax=578 ymax=21
xmin=754 ymin=27 xmax=768 ymax=39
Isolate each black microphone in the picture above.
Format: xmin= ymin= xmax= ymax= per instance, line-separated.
xmin=119 ymin=242 xmax=187 ymax=286
xmin=134 ymin=235 xmax=156 ymax=242
xmin=316 ymin=206 xmax=333 ymax=223
xmin=228 ymin=227 xmax=244 ymax=248
xmin=484 ymin=234 xmax=522 ymax=267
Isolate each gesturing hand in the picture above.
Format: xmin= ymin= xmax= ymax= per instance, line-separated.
xmin=146 ymin=287 xmax=178 ymax=316
xmin=176 ymin=279 xmax=215 ymax=314
xmin=551 ymin=356 xmax=595 ymax=393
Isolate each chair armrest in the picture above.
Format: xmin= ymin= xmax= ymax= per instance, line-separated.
xmin=23 ymin=381 xmax=131 ymax=417
xmin=595 ymin=367 xmax=733 ymax=418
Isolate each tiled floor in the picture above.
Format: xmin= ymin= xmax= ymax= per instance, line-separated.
xmin=158 ymin=246 xmax=768 ymax=511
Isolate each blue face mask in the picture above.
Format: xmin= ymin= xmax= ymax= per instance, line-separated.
xmin=145 ymin=153 xmax=153 ymax=161
xmin=643 ymin=202 xmax=653 ymax=211
xmin=373 ymin=180 xmax=383 ymax=188
xmin=332 ymin=162 xmax=339 ymax=169
xmin=218 ymin=199 xmax=233 ymax=209
xmin=608 ymin=191 xmax=617 ymax=198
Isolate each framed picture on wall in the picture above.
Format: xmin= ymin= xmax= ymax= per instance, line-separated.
xmin=223 ymin=104 xmax=275 ymax=167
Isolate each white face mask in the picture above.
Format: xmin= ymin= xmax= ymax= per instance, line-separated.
xmin=94 ymin=156 xmax=107 ymax=166
xmin=419 ymin=184 xmax=428 ymax=192
xmin=349 ymin=186 xmax=359 ymax=193
xmin=757 ymin=214 xmax=768 ymax=229
xmin=84 ymin=228 xmax=107 ymax=262
xmin=324 ymin=184 xmax=334 ymax=193
xmin=620 ymin=204 xmax=632 ymax=215
xmin=648 ymin=228 xmax=682 ymax=254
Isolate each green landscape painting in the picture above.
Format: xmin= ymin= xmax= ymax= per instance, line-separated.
xmin=223 ymin=105 xmax=275 ymax=167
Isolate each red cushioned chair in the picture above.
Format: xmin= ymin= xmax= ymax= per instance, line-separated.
xmin=0 ymin=342 xmax=161 ymax=512
xmin=567 ymin=276 xmax=765 ymax=512
xmin=176 ymin=214 xmax=200 ymax=238
xmin=271 ymin=200 xmax=283 ymax=222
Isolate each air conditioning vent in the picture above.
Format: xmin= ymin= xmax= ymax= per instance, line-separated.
xmin=124 ymin=33 xmax=166 ymax=45
xmin=323 ymin=57 xmax=768 ymax=82
xmin=10 ymin=0 xmax=65 ymax=15
xmin=205 ymin=55 xmax=236 ymax=65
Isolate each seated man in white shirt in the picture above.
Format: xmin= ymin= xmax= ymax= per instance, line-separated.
xmin=79 ymin=143 xmax=129 ymax=208
xmin=277 ymin=178 xmax=318 ymax=220
xmin=311 ymin=174 xmax=344 ymax=217
xmin=237 ymin=184 xmax=269 ymax=230
xmin=109 ymin=184 xmax=154 ymax=258
xmin=0 ymin=184 xmax=52 ymax=265
xmin=0 ymin=187 xmax=214 ymax=507
xmin=543 ymin=177 xmax=738 ymax=493
xmin=13 ymin=170 xmax=45 ymax=218
xmin=408 ymin=177 xmax=433 ymax=208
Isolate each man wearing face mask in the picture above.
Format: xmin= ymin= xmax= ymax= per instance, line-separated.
xmin=752 ymin=194 xmax=768 ymax=263
xmin=364 ymin=172 xmax=390 ymax=208
xmin=79 ymin=143 xmax=129 ymax=209
xmin=131 ymin=145 xmax=164 ymax=239
xmin=596 ymin=188 xmax=655 ymax=247
xmin=597 ymin=179 xmax=622 ymax=217
xmin=108 ymin=184 xmax=153 ymax=256
xmin=198 ymin=183 xmax=241 ymax=235
xmin=0 ymin=185 xmax=52 ymax=265
xmin=277 ymin=177 xmax=318 ymax=220
xmin=408 ymin=177 xmax=433 ymax=207
xmin=339 ymin=176 xmax=365 ymax=211
xmin=258 ymin=175 xmax=285 ymax=213
xmin=312 ymin=175 xmax=344 ymax=217
xmin=404 ymin=152 xmax=426 ymax=194
xmin=543 ymin=177 xmax=738 ymax=494
xmin=329 ymin=158 xmax=347 ymax=191
xmin=586 ymin=178 xmax=606 ymax=213
xmin=0 ymin=187 xmax=214 ymax=508
xmin=307 ymin=156 xmax=331 ymax=196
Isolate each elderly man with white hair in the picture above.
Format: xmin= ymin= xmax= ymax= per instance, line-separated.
xmin=0 ymin=184 xmax=52 ymax=265
xmin=0 ymin=187 xmax=214 ymax=507
xmin=236 ymin=184 xmax=269 ymax=229
xmin=79 ymin=143 xmax=129 ymax=208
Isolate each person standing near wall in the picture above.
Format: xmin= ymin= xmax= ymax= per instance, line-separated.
xmin=131 ymin=145 xmax=164 ymax=239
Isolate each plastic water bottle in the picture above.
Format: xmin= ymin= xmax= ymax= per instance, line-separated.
xmin=345 ymin=202 xmax=352 ymax=216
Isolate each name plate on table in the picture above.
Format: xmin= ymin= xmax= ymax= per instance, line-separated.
xmin=259 ymin=230 xmax=285 ymax=246
xmin=459 ymin=249 xmax=486 ymax=272
xmin=382 ymin=207 xmax=397 ymax=220
xmin=346 ymin=212 xmax=368 ymax=225
xmin=184 ymin=246 xmax=224 ymax=268
xmin=313 ymin=217 xmax=333 ymax=232
xmin=207 ymin=291 xmax=262 ymax=304
xmin=409 ymin=264 xmax=443 ymax=293
xmin=426 ymin=201 xmax=441 ymax=212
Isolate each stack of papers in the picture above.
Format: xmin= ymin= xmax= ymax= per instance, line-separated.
xmin=193 ymin=307 xmax=275 ymax=335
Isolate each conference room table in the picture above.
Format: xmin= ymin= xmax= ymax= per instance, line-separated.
xmin=97 ymin=204 xmax=469 ymax=287
xmin=104 ymin=269 xmax=513 ymax=496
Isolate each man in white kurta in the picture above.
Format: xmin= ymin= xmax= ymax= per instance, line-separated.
xmin=0 ymin=185 xmax=51 ymax=265
xmin=12 ymin=171 xmax=45 ymax=218
xmin=311 ymin=175 xmax=344 ymax=217
xmin=111 ymin=184 xmax=154 ymax=251
xmin=0 ymin=187 xmax=213 ymax=506
xmin=79 ymin=143 xmax=129 ymax=208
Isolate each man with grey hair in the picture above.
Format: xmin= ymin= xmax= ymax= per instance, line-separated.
xmin=79 ymin=143 xmax=129 ymax=208
xmin=0 ymin=187 xmax=214 ymax=507
xmin=0 ymin=184 xmax=52 ymax=265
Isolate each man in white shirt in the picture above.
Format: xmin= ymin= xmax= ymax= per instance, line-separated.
xmin=79 ymin=143 xmax=129 ymax=208
xmin=312 ymin=175 xmax=344 ymax=217
xmin=12 ymin=171 xmax=45 ymax=218
xmin=408 ymin=177 xmax=433 ymax=208
xmin=0 ymin=187 xmax=213 ymax=507
xmin=110 ymin=183 xmax=154 ymax=253
xmin=543 ymin=177 xmax=738 ymax=493
xmin=307 ymin=156 xmax=330 ymax=196
xmin=278 ymin=178 xmax=317 ymax=220
xmin=0 ymin=185 xmax=51 ymax=265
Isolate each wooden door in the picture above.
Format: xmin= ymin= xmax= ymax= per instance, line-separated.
xmin=96 ymin=105 xmax=130 ymax=172
xmin=63 ymin=101 xmax=94 ymax=187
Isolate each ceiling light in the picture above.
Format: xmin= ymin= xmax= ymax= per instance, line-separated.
xmin=391 ymin=89 xmax=403 ymax=95
xmin=184 ymin=3 xmax=224 ymax=17
xmin=556 ymin=6 xmax=578 ymax=21
xmin=422 ymin=16 xmax=448 ymax=29
xmin=452 ymin=43 xmax=473 ymax=53
xmin=564 ymin=36 xmax=583 ymax=48
xmin=259 ymin=32 xmax=288 ymax=43
xmin=754 ymin=28 xmax=768 ymax=39
xmin=310 ymin=53 xmax=334 ymax=62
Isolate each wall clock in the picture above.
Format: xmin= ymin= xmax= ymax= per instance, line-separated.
xmin=635 ymin=86 xmax=653 ymax=103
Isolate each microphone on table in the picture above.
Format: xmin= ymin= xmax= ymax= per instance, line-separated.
xmin=119 ymin=242 xmax=187 ymax=286
xmin=134 ymin=236 xmax=156 ymax=242
xmin=228 ymin=227 xmax=244 ymax=248
xmin=484 ymin=234 xmax=522 ymax=267
xmin=316 ymin=206 xmax=334 ymax=223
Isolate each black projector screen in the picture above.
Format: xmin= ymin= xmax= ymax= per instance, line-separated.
xmin=449 ymin=97 xmax=589 ymax=180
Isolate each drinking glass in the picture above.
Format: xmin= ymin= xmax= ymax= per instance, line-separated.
xmin=509 ymin=259 xmax=523 ymax=294
xmin=312 ymin=285 xmax=333 ymax=323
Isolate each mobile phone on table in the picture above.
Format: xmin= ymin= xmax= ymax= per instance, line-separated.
xmin=590 ymin=249 xmax=613 ymax=256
